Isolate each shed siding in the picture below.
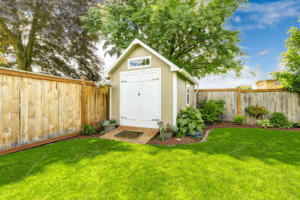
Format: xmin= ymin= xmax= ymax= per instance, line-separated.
xmin=110 ymin=45 xmax=173 ymax=125
xmin=177 ymin=73 xmax=187 ymax=113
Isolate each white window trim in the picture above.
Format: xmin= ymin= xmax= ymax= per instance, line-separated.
xmin=128 ymin=56 xmax=152 ymax=69
xmin=186 ymin=82 xmax=190 ymax=107
xmin=275 ymin=81 xmax=281 ymax=85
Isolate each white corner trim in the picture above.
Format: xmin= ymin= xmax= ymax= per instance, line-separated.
xmin=109 ymin=78 xmax=112 ymax=120
xmin=173 ymin=72 xmax=177 ymax=126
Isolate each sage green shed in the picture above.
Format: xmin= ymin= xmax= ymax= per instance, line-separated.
xmin=105 ymin=38 xmax=198 ymax=128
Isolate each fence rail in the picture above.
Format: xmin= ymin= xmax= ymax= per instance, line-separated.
xmin=196 ymin=88 xmax=300 ymax=123
xmin=0 ymin=67 xmax=109 ymax=151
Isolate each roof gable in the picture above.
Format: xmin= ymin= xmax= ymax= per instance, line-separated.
xmin=105 ymin=38 xmax=198 ymax=85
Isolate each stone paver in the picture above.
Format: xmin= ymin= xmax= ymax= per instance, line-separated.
xmin=100 ymin=126 xmax=159 ymax=145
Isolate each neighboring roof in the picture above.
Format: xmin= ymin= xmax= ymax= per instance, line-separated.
xmin=104 ymin=38 xmax=198 ymax=85
xmin=256 ymin=79 xmax=278 ymax=84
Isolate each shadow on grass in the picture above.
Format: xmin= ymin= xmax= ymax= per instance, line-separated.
xmin=0 ymin=138 xmax=136 ymax=187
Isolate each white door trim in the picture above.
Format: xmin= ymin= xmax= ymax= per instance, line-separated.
xmin=119 ymin=68 xmax=161 ymax=128
xmin=109 ymin=78 xmax=112 ymax=120
xmin=173 ymin=72 xmax=177 ymax=126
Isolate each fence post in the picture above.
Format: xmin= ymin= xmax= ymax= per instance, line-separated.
xmin=81 ymin=77 xmax=86 ymax=129
xmin=238 ymin=87 xmax=241 ymax=116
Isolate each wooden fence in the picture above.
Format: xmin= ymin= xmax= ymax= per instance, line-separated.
xmin=196 ymin=88 xmax=300 ymax=123
xmin=0 ymin=67 xmax=109 ymax=151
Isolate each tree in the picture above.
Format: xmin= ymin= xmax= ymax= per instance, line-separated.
xmin=236 ymin=85 xmax=252 ymax=90
xmin=272 ymin=17 xmax=300 ymax=94
xmin=0 ymin=0 xmax=104 ymax=81
xmin=271 ymin=70 xmax=300 ymax=94
xmin=81 ymin=0 xmax=248 ymax=78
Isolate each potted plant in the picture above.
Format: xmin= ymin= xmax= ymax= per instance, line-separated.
xmin=103 ymin=119 xmax=117 ymax=132
xmin=158 ymin=122 xmax=178 ymax=139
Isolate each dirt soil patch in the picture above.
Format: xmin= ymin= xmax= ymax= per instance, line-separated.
xmin=115 ymin=130 xmax=144 ymax=139
xmin=148 ymin=122 xmax=300 ymax=146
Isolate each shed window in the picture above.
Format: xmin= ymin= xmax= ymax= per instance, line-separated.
xmin=275 ymin=81 xmax=281 ymax=85
xmin=128 ymin=56 xmax=151 ymax=69
xmin=186 ymin=83 xmax=190 ymax=106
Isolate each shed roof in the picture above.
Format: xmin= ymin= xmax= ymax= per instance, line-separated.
xmin=256 ymin=79 xmax=278 ymax=84
xmin=104 ymin=38 xmax=198 ymax=85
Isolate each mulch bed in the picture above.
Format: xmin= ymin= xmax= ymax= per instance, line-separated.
xmin=148 ymin=122 xmax=300 ymax=146
xmin=115 ymin=130 xmax=144 ymax=139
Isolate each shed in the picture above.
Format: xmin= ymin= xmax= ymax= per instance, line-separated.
xmin=105 ymin=38 xmax=198 ymax=128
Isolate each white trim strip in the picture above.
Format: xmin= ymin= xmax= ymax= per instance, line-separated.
xmin=173 ymin=72 xmax=177 ymax=126
xmin=109 ymin=78 xmax=112 ymax=120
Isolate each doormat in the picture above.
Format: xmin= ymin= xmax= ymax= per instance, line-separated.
xmin=115 ymin=130 xmax=144 ymax=139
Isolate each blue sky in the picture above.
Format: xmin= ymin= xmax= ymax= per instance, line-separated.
xmin=100 ymin=0 xmax=300 ymax=89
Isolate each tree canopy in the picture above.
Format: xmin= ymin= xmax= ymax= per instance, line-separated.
xmin=81 ymin=0 xmax=248 ymax=78
xmin=0 ymin=0 xmax=104 ymax=81
xmin=272 ymin=17 xmax=300 ymax=94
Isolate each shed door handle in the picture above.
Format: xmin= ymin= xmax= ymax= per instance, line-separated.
xmin=138 ymin=93 xmax=140 ymax=96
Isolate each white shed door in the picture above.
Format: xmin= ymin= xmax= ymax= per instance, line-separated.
xmin=120 ymin=69 xmax=160 ymax=128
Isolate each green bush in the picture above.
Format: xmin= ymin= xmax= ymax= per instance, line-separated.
xmin=198 ymin=99 xmax=226 ymax=124
xmin=233 ymin=116 xmax=246 ymax=125
xmin=245 ymin=105 xmax=269 ymax=117
xmin=176 ymin=106 xmax=205 ymax=137
xmin=269 ymin=112 xmax=294 ymax=129
xmin=257 ymin=119 xmax=273 ymax=129
xmin=100 ymin=131 xmax=106 ymax=135
xmin=82 ymin=124 xmax=96 ymax=135
xmin=158 ymin=136 xmax=164 ymax=141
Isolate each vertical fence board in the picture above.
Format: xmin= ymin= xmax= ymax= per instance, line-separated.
xmin=53 ymin=82 xmax=59 ymax=136
xmin=42 ymin=81 xmax=49 ymax=139
xmin=72 ymin=84 xmax=77 ymax=132
xmin=28 ymin=78 xmax=36 ymax=143
xmin=2 ymin=75 xmax=12 ymax=149
xmin=21 ymin=78 xmax=29 ymax=144
xmin=58 ymin=82 xmax=64 ymax=135
xmin=77 ymin=84 xmax=81 ymax=131
xmin=11 ymin=76 xmax=20 ymax=147
xmin=0 ymin=75 xmax=2 ymax=150
xmin=35 ymin=80 xmax=42 ymax=141
xmin=67 ymin=83 xmax=73 ymax=133
xmin=63 ymin=83 xmax=68 ymax=133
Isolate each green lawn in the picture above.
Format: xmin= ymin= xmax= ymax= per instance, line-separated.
xmin=0 ymin=128 xmax=300 ymax=199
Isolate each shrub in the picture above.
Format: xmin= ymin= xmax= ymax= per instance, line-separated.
xmin=158 ymin=136 xmax=164 ymax=141
xmin=234 ymin=116 xmax=246 ymax=125
xmin=82 ymin=124 xmax=96 ymax=135
xmin=198 ymin=99 xmax=226 ymax=124
xmin=245 ymin=105 xmax=269 ymax=117
xmin=257 ymin=119 xmax=273 ymax=129
xmin=176 ymin=106 xmax=205 ymax=137
xmin=100 ymin=131 xmax=106 ymax=135
xmin=269 ymin=112 xmax=294 ymax=129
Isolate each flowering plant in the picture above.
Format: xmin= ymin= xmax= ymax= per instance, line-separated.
xmin=157 ymin=122 xmax=178 ymax=133
xmin=95 ymin=79 xmax=112 ymax=88
xmin=186 ymin=128 xmax=203 ymax=140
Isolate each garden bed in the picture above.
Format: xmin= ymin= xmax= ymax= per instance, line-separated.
xmin=148 ymin=122 xmax=300 ymax=145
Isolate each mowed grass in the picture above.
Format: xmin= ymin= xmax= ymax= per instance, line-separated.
xmin=0 ymin=128 xmax=300 ymax=200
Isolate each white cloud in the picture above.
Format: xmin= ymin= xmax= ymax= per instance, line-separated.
xmin=197 ymin=65 xmax=273 ymax=89
xmin=239 ymin=0 xmax=300 ymax=28
xmin=275 ymin=62 xmax=289 ymax=72
xmin=237 ymin=45 xmax=250 ymax=50
xmin=234 ymin=16 xmax=242 ymax=23
xmin=257 ymin=48 xmax=273 ymax=56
